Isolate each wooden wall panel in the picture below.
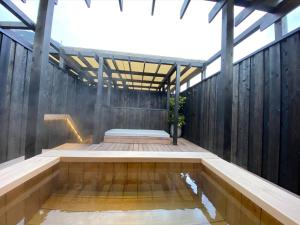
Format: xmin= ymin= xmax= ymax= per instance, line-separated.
xmin=248 ymin=52 xmax=264 ymax=175
xmin=237 ymin=58 xmax=250 ymax=169
xmin=183 ymin=30 xmax=300 ymax=195
xmin=0 ymin=36 xmax=15 ymax=163
xmin=262 ymin=44 xmax=281 ymax=183
xmin=7 ymin=44 xmax=27 ymax=160
xmin=279 ymin=32 xmax=300 ymax=194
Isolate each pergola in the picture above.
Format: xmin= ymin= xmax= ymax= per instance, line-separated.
xmin=0 ymin=0 xmax=299 ymax=149
xmin=51 ymin=47 xmax=204 ymax=91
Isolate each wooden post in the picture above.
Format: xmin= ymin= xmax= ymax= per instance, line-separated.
xmin=187 ymin=80 xmax=190 ymax=89
xmin=275 ymin=17 xmax=287 ymax=40
xmin=25 ymin=0 xmax=55 ymax=159
xmin=201 ymin=66 xmax=206 ymax=80
xmin=59 ymin=50 xmax=64 ymax=69
xmin=107 ymin=77 xmax=111 ymax=106
xmin=167 ymin=77 xmax=170 ymax=112
xmin=220 ymin=0 xmax=234 ymax=160
xmin=93 ymin=57 xmax=104 ymax=144
xmin=173 ymin=63 xmax=181 ymax=145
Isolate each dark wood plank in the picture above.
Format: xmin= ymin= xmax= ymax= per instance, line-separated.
xmin=237 ymin=58 xmax=250 ymax=169
xmin=0 ymin=35 xmax=14 ymax=163
xmin=262 ymin=43 xmax=281 ymax=183
xmin=230 ymin=65 xmax=239 ymax=164
xmin=25 ymin=0 xmax=55 ymax=158
xmin=7 ymin=44 xmax=27 ymax=160
xmin=279 ymin=33 xmax=300 ymax=193
xmin=248 ymin=51 xmax=264 ymax=175
xmin=20 ymin=50 xmax=32 ymax=156
xmin=221 ymin=0 xmax=234 ymax=161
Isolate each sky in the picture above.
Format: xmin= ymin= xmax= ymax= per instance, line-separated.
xmin=0 ymin=0 xmax=299 ymax=80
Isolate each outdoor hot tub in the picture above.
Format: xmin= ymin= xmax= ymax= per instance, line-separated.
xmin=0 ymin=150 xmax=299 ymax=225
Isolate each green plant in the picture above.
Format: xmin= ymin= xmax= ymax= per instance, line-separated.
xmin=168 ymin=96 xmax=186 ymax=127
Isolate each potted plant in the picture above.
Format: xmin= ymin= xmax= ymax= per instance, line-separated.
xmin=168 ymin=96 xmax=186 ymax=137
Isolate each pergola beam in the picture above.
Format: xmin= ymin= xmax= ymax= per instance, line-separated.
xmin=103 ymin=61 xmax=117 ymax=88
xmin=118 ymin=0 xmax=123 ymax=12
xmin=60 ymin=47 xmax=205 ymax=67
xmin=260 ymin=0 xmax=299 ymax=31
xmin=0 ymin=0 xmax=36 ymax=29
xmin=0 ymin=21 xmax=29 ymax=29
xmin=159 ymin=64 xmax=176 ymax=89
xmin=151 ymin=0 xmax=156 ymax=16
xmin=234 ymin=7 xmax=255 ymax=27
xmin=85 ymin=0 xmax=91 ymax=8
xmin=206 ymin=0 xmax=299 ymax=66
xmin=81 ymin=67 xmax=167 ymax=78
xmin=104 ymin=77 xmax=161 ymax=85
xmin=170 ymin=64 xmax=191 ymax=85
xmin=208 ymin=0 xmax=226 ymax=23
xmin=180 ymin=0 xmax=191 ymax=19
xmin=170 ymin=67 xmax=202 ymax=92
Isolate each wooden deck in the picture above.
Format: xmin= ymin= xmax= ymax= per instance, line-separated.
xmin=52 ymin=138 xmax=207 ymax=152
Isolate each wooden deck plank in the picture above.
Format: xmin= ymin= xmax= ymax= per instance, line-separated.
xmin=51 ymin=138 xmax=208 ymax=153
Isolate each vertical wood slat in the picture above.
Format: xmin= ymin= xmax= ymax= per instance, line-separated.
xmin=230 ymin=65 xmax=239 ymax=164
xmin=263 ymin=43 xmax=281 ymax=183
xmin=237 ymin=58 xmax=250 ymax=169
xmin=279 ymin=33 xmax=300 ymax=193
xmin=0 ymin=35 xmax=14 ymax=163
xmin=248 ymin=52 xmax=264 ymax=175
xmin=20 ymin=51 xmax=32 ymax=156
xmin=7 ymin=44 xmax=27 ymax=160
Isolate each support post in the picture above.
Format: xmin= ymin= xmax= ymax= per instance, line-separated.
xmin=219 ymin=0 xmax=234 ymax=160
xmin=107 ymin=71 xmax=112 ymax=106
xmin=187 ymin=80 xmax=190 ymax=89
xmin=173 ymin=63 xmax=181 ymax=145
xmin=201 ymin=66 xmax=206 ymax=80
xmin=59 ymin=50 xmax=64 ymax=69
xmin=25 ymin=0 xmax=55 ymax=159
xmin=167 ymin=77 xmax=170 ymax=112
xmin=275 ymin=17 xmax=288 ymax=40
xmin=93 ymin=57 xmax=104 ymax=144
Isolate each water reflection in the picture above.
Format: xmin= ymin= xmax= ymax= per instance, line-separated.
xmin=0 ymin=162 xmax=281 ymax=225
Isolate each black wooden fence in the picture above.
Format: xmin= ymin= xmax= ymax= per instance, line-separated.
xmin=182 ymin=29 xmax=300 ymax=195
